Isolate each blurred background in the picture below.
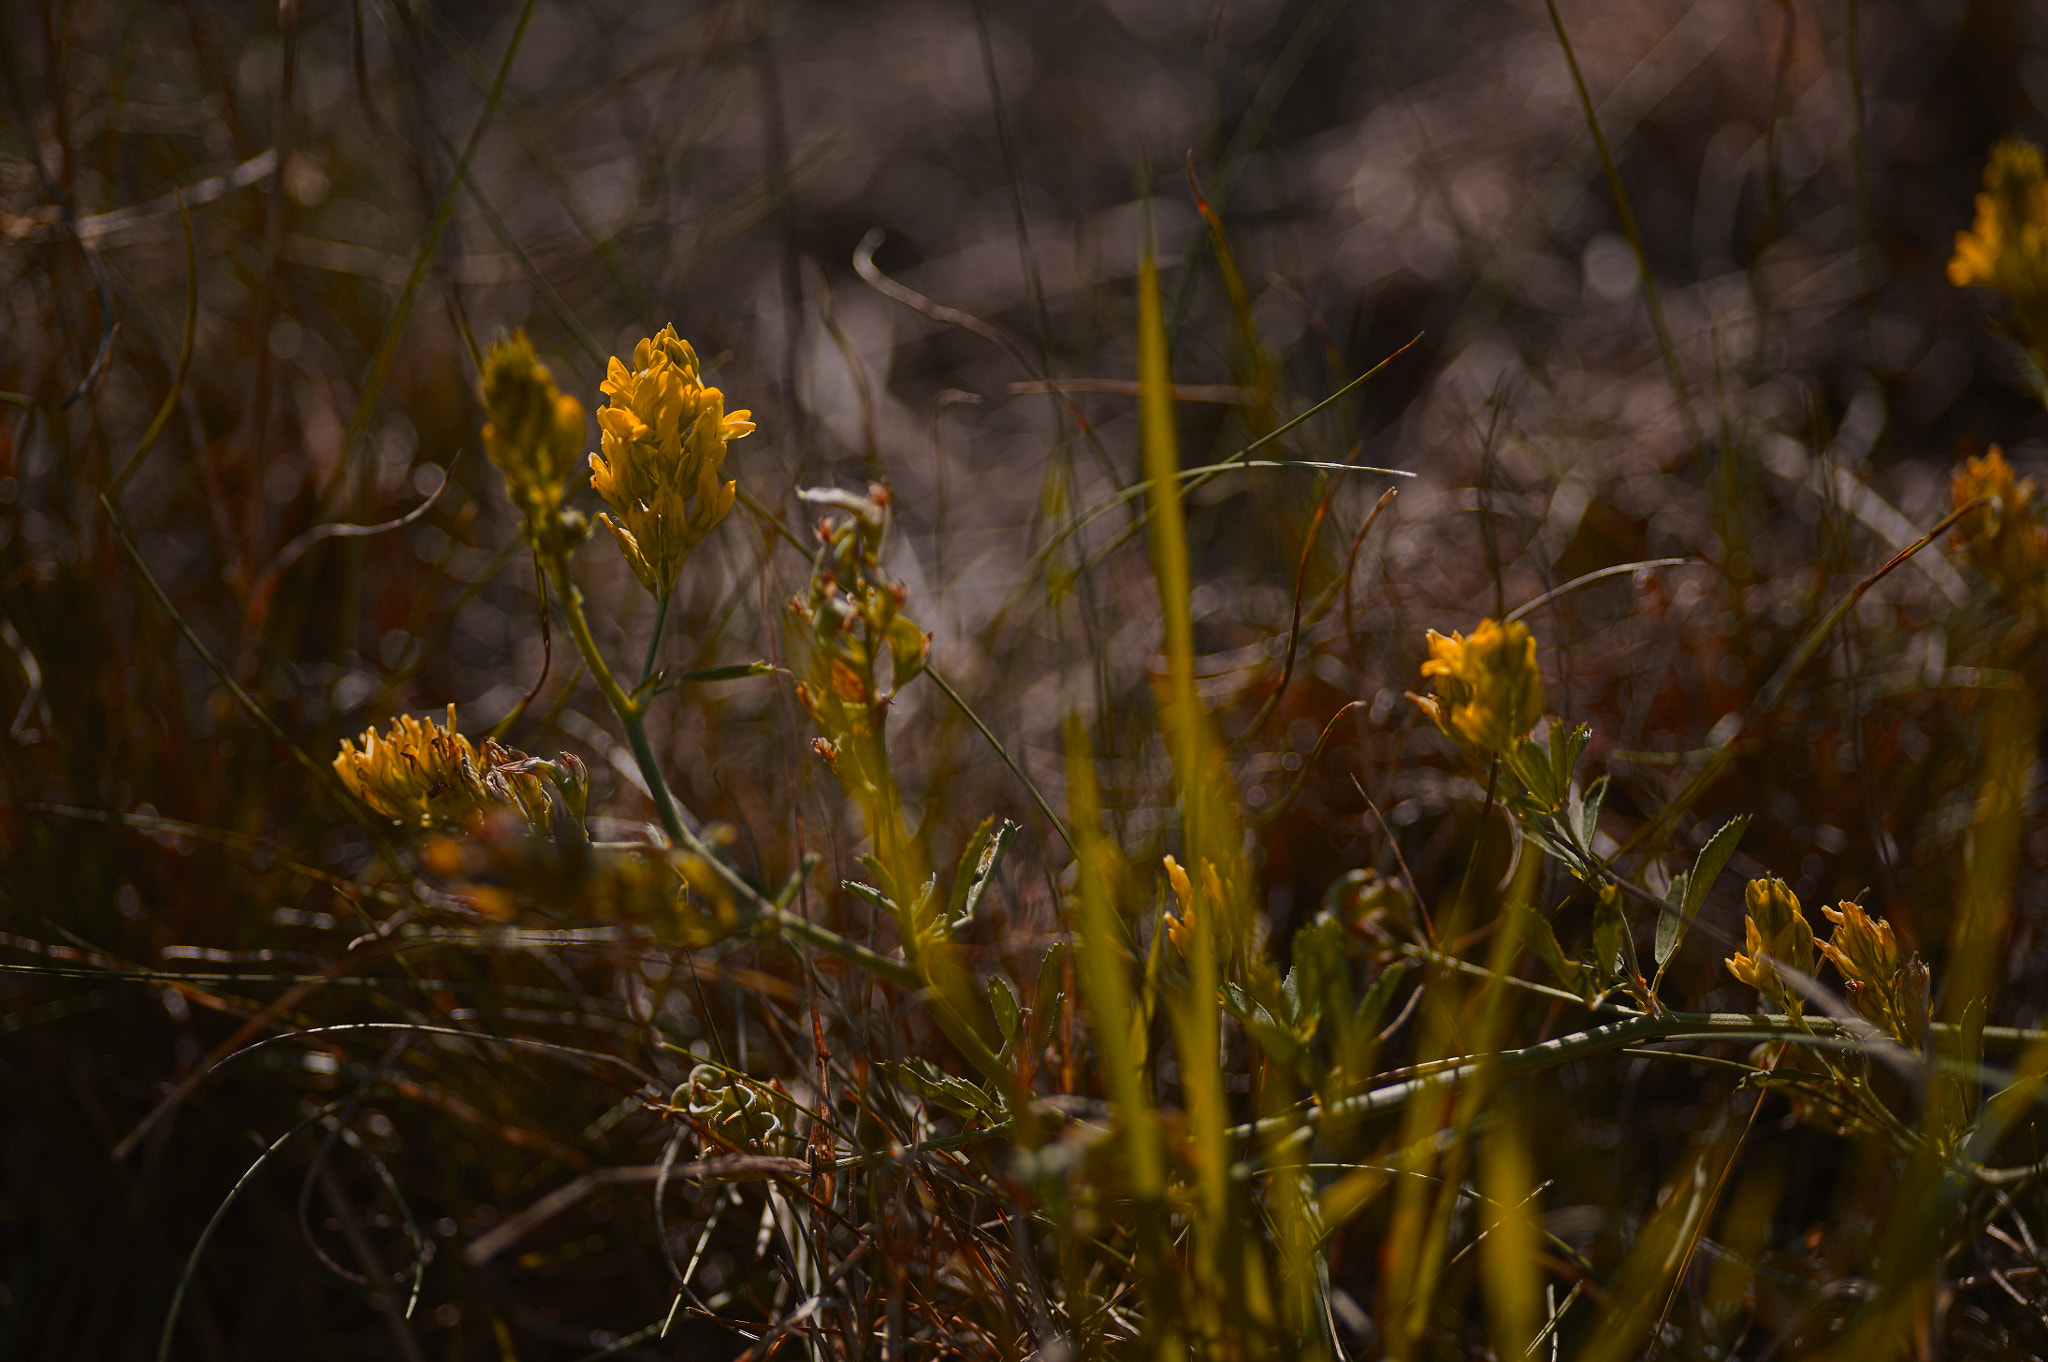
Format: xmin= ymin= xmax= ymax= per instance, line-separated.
xmin=7 ymin=0 xmax=2048 ymax=1356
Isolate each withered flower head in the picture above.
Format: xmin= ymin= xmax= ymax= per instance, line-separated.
xmin=333 ymin=705 xmax=551 ymax=831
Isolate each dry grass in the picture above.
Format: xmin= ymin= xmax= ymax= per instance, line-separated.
xmin=7 ymin=1 xmax=2048 ymax=1358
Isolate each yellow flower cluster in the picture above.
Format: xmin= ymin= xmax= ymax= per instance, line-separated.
xmin=589 ymin=326 xmax=754 ymax=596
xmin=1818 ymin=901 xmax=1928 ymax=1046
xmin=1725 ymin=877 xmax=1815 ymax=1016
xmin=1410 ymin=618 xmax=1544 ymax=757
xmin=333 ymin=705 xmax=551 ymax=831
xmin=1949 ymin=138 xmax=2048 ymax=355
xmin=480 ymin=332 xmax=586 ymax=524
xmin=1950 ymin=446 xmax=2048 ymax=613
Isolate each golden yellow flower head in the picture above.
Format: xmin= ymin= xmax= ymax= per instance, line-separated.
xmin=481 ymin=332 xmax=586 ymax=522
xmin=333 ymin=705 xmax=551 ymax=831
xmin=1410 ymin=618 xmax=1544 ymax=756
xmin=588 ymin=325 xmax=755 ymax=596
xmin=1818 ymin=900 xmax=1898 ymax=991
xmin=1950 ymin=446 xmax=2048 ymax=606
xmin=1725 ymin=876 xmax=1816 ymax=1014
xmin=1949 ymin=140 xmax=2048 ymax=292
xmin=1817 ymin=899 xmax=1920 ymax=1041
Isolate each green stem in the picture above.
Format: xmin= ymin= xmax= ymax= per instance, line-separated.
xmin=924 ymin=667 xmax=1073 ymax=851
xmin=640 ymin=590 xmax=671 ymax=686
xmin=1231 ymin=1010 xmax=1874 ymax=1148
xmin=538 ymin=541 xmax=941 ymax=996
xmin=534 ymin=530 xmax=1018 ymax=1059
xmin=758 ymin=907 xmax=920 ymax=993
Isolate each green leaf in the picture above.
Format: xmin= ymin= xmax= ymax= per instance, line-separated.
xmin=1511 ymin=736 xmax=1558 ymax=810
xmin=1291 ymin=914 xmax=1353 ymax=1023
xmin=1684 ymin=816 xmax=1749 ymax=921
xmin=1352 ymin=959 xmax=1411 ymax=1036
xmin=1590 ymin=886 xmax=1628 ymax=981
xmin=1029 ymin=940 xmax=1067 ymax=1057
xmin=951 ymin=819 xmax=1017 ymax=933
xmin=988 ymin=974 xmax=1020 ymax=1045
xmin=891 ymin=1057 xmax=1000 ymax=1124
xmin=841 ymin=879 xmax=896 ymax=915
xmin=653 ymin=660 xmax=776 ymax=693
xmin=887 ymin=614 xmax=930 ymax=689
xmin=1527 ymin=914 xmax=1591 ymax=1000
xmin=1548 ymin=722 xmax=1590 ymax=792
xmin=1524 ymin=827 xmax=1589 ymax=876
xmin=1654 ymin=815 xmax=1749 ymax=966
xmin=944 ymin=818 xmax=997 ymax=927
xmin=1654 ymin=871 xmax=1690 ymax=966
xmin=1575 ymin=774 xmax=1609 ymax=849
xmin=858 ymin=853 xmax=903 ymax=911
xmin=1280 ymin=965 xmax=1305 ymax=1026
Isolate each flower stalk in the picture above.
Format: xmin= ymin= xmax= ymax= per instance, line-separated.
xmin=476 ymin=330 xmax=921 ymax=992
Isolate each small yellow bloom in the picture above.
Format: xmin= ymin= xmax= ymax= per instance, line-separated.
xmin=1949 ymin=140 xmax=2048 ymax=339
xmin=1950 ymin=446 xmax=2048 ymax=609
xmin=1819 ymin=900 xmax=1920 ymax=1042
xmin=1725 ymin=877 xmax=1816 ymax=1015
xmin=1409 ymin=618 xmax=1544 ymax=756
xmin=480 ymin=332 xmax=586 ymax=523
xmin=1818 ymin=901 xmax=1898 ymax=991
xmin=588 ymin=325 xmax=754 ymax=596
xmin=1163 ymin=854 xmax=1193 ymax=952
xmin=1162 ymin=854 xmax=1230 ymax=955
xmin=333 ymin=705 xmax=551 ymax=831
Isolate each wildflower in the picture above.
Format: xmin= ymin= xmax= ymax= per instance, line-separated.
xmin=1948 ymin=138 xmax=2048 ymax=355
xmin=1409 ymin=618 xmax=1545 ymax=757
xmin=480 ymin=332 xmax=587 ymax=524
xmin=788 ymin=484 xmax=928 ymax=766
xmin=1726 ymin=876 xmax=1816 ymax=1016
xmin=1164 ymin=854 xmax=1194 ymax=952
xmin=1819 ymin=901 xmax=1929 ymax=1046
xmin=1162 ymin=854 xmax=1227 ymax=955
xmin=588 ymin=325 xmax=754 ymax=597
xmin=1949 ymin=447 xmax=2048 ymax=609
xmin=333 ymin=705 xmax=551 ymax=831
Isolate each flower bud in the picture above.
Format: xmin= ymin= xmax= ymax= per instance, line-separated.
xmin=481 ymin=332 xmax=585 ymax=523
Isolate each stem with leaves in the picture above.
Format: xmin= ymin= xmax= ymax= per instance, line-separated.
xmin=531 ymin=524 xmax=920 ymax=993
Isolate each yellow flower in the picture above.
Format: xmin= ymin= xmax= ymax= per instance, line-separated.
xmin=1163 ymin=854 xmax=1193 ymax=952
xmin=1725 ymin=877 xmax=1816 ymax=1015
xmin=1161 ymin=854 xmax=1227 ymax=955
xmin=588 ymin=325 xmax=754 ymax=596
xmin=1818 ymin=900 xmax=1921 ymax=1042
xmin=1951 ymin=139 xmax=2048 ymax=362
xmin=1951 ymin=141 xmax=2048 ymax=285
xmin=1409 ymin=618 xmax=1544 ymax=756
xmin=480 ymin=332 xmax=586 ymax=523
xmin=1818 ymin=900 xmax=1898 ymax=990
xmin=333 ymin=705 xmax=551 ymax=831
xmin=1950 ymin=446 xmax=2048 ymax=608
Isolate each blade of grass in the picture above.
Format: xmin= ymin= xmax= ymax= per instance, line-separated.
xmin=319 ymin=0 xmax=540 ymax=513
xmin=1060 ymin=714 xmax=1175 ymax=1346
xmin=1543 ymin=0 xmax=1703 ymax=457
xmin=107 ymin=189 xmax=194 ymax=497
xmin=1617 ymin=497 xmax=1986 ymax=859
